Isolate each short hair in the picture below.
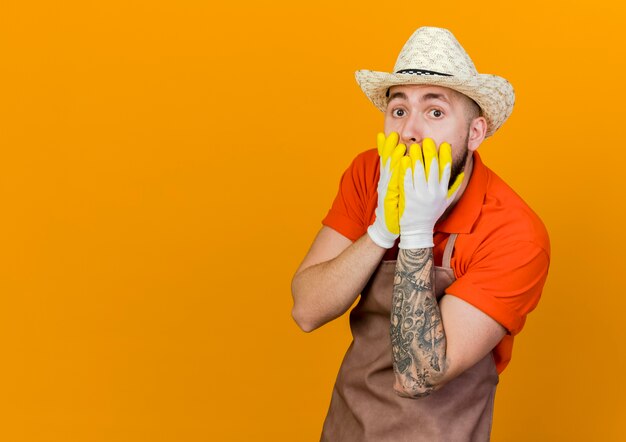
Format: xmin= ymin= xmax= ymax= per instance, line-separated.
xmin=450 ymin=89 xmax=482 ymax=125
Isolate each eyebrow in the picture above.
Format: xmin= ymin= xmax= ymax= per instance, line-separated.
xmin=420 ymin=92 xmax=451 ymax=104
xmin=387 ymin=91 xmax=451 ymax=104
xmin=387 ymin=91 xmax=408 ymax=102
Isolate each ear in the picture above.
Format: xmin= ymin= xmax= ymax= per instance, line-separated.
xmin=467 ymin=116 xmax=487 ymax=152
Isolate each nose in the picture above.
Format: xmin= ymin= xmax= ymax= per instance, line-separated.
xmin=399 ymin=113 xmax=425 ymax=147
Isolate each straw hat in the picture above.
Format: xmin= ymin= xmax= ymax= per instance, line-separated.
xmin=355 ymin=27 xmax=515 ymax=137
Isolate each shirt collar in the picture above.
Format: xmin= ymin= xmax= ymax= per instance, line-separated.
xmin=436 ymin=151 xmax=489 ymax=234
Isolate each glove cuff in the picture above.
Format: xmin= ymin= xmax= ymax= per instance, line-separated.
xmin=399 ymin=232 xmax=434 ymax=249
xmin=367 ymin=222 xmax=398 ymax=249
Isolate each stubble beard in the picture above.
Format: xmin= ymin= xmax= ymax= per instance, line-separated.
xmin=449 ymin=133 xmax=470 ymax=189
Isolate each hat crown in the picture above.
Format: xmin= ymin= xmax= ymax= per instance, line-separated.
xmin=393 ymin=27 xmax=477 ymax=77
xmin=355 ymin=26 xmax=515 ymax=137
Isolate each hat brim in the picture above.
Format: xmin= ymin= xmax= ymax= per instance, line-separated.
xmin=355 ymin=70 xmax=515 ymax=138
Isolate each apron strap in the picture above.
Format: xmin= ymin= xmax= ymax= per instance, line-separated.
xmin=439 ymin=156 xmax=472 ymax=270
xmin=442 ymin=233 xmax=458 ymax=269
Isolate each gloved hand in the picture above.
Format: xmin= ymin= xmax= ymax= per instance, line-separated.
xmin=398 ymin=138 xmax=464 ymax=249
xmin=367 ymin=132 xmax=406 ymax=249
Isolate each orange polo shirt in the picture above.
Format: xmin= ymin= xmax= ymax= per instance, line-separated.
xmin=322 ymin=149 xmax=550 ymax=374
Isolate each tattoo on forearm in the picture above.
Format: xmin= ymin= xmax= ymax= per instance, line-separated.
xmin=390 ymin=248 xmax=446 ymax=397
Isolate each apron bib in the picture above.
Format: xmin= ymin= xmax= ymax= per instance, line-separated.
xmin=321 ymin=234 xmax=499 ymax=442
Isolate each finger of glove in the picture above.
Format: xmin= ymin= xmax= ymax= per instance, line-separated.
xmin=438 ymin=142 xmax=452 ymax=178
xmin=411 ymin=153 xmax=428 ymax=192
xmin=422 ymin=138 xmax=437 ymax=181
xmin=427 ymin=157 xmax=440 ymax=190
xmin=377 ymin=132 xmax=386 ymax=156
xmin=401 ymin=157 xmax=414 ymax=192
xmin=384 ymin=159 xmax=402 ymax=235
xmin=408 ymin=144 xmax=429 ymax=193
xmin=399 ymin=156 xmax=412 ymax=220
xmin=409 ymin=143 xmax=423 ymax=172
xmin=390 ymin=143 xmax=406 ymax=170
xmin=423 ymin=140 xmax=440 ymax=189
xmin=439 ymin=161 xmax=452 ymax=195
xmin=381 ymin=132 xmax=399 ymax=167
xmin=437 ymin=142 xmax=452 ymax=193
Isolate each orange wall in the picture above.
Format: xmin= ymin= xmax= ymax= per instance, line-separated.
xmin=0 ymin=1 xmax=624 ymax=440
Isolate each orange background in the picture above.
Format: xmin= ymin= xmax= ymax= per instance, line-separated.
xmin=0 ymin=1 xmax=625 ymax=440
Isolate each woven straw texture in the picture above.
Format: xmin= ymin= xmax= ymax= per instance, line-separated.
xmin=355 ymin=27 xmax=515 ymax=137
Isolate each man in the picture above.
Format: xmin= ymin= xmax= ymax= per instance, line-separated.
xmin=291 ymin=27 xmax=550 ymax=441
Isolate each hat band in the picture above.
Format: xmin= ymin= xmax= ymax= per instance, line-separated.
xmin=395 ymin=68 xmax=452 ymax=76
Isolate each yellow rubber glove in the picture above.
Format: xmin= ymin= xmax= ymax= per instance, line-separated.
xmin=398 ymin=138 xmax=464 ymax=249
xmin=367 ymin=132 xmax=406 ymax=248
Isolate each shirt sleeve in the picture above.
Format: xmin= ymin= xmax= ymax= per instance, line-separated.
xmin=321 ymin=150 xmax=378 ymax=242
xmin=445 ymin=240 xmax=550 ymax=336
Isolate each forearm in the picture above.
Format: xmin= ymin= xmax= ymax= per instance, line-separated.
xmin=391 ymin=248 xmax=447 ymax=397
xmin=291 ymin=234 xmax=386 ymax=332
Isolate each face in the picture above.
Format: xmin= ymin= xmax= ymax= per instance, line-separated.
xmin=384 ymin=84 xmax=485 ymax=185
